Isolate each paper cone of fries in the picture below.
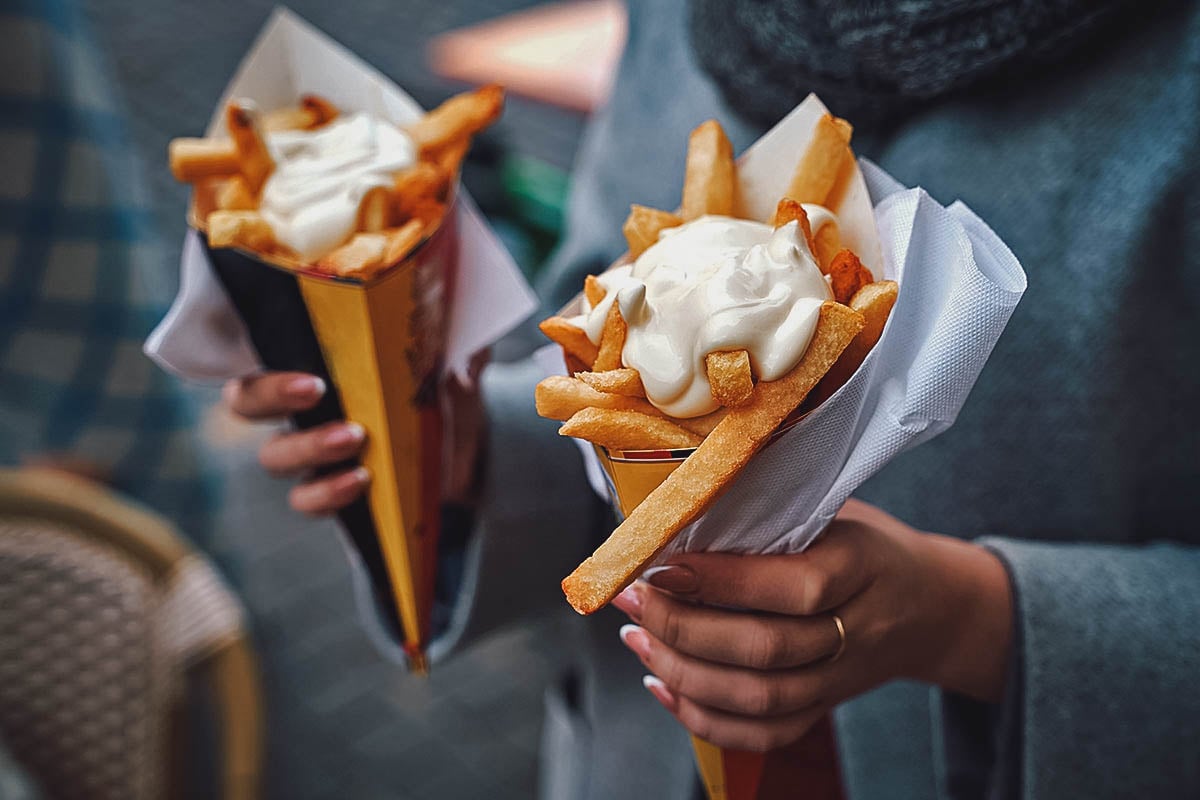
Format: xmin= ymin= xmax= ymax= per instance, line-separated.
xmin=146 ymin=9 xmax=536 ymax=670
xmin=539 ymin=91 xmax=1024 ymax=798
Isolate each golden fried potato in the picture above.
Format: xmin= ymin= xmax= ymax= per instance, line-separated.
xmin=539 ymin=318 xmax=599 ymax=368
xmin=786 ymin=113 xmax=852 ymax=206
xmin=706 ymin=350 xmax=754 ymax=407
xmin=559 ymin=408 xmax=701 ymax=451
xmin=770 ymin=198 xmax=816 ymax=255
xmin=576 ymin=368 xmax=645 ymax=398
xmin=169 ymin=138 xmax=239 ymax=182
xmin=804 ymin=280 xmax=899 ymax=411
xmin=828 ymin=249 xmax=873 ymax=305
xmin=225 ymin=102 xmax=274 ymax=193
xmin=623 ymin=205 xmax=683 ymax=258
xmin=681 ymin=120 xmax=735 ymax=220
xmin=407 ymin=84 xmax=504 ymax=155
xmin=593 ymin=303 xmax=627 ymax=372
xmin=206 ymin=210 xmax=277 ymax=252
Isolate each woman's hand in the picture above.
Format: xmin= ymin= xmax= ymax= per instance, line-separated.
xmin=611 ymin=499 xmax=1013 ymax=752
xmin=224 ymin=372 xmax=370 ymax=516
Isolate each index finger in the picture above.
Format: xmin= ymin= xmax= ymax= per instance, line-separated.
xmin=645 ymin=530 xmax=872 ymax=616
xmin=223 ymin=372 xmax=326 ymax=420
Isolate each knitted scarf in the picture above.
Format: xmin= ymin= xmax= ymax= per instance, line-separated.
xmin=689 ymin=0 xmax=1149 ymax=126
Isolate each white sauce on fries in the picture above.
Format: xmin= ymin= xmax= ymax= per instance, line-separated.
xmin=259 ymin=113 xmax=416 ymax=260
xmin=574 ymin=214 xmax=833 ymax=418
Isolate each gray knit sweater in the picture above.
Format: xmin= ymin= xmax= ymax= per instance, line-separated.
xmin=373 ymin=1 xmax=1200 ymax=797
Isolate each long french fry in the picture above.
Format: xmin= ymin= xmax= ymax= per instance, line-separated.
xmin=786 ymin=114 xmax=852 ymax=205
xmin=225 ymin=102 xmax=274 ymax=193
xmin=539 ymin=318 xmax=599 ymax=368
xmin=392 ymin=162 xmax=450 ymax=217
xmin=407 ymin=84 xmax=504 ymax=155
xmin=706 ymin=350 xmax=754 ymax=407
xmin=561 ymin=408 xmax=702 ymax=451
xmin=623 ymin=205 xmax=683 ymax=258
xmin=803 ymin=281 xmax=898 ymax=411
xmin=536 ymin=376 xmax=667 ymax=422
xmin=681 ymin=120 xmax=735 ymax=220
xmin=576 ymin=369 xmax=645 ymax=398
xmin=206 ymin=210 xmax=278 ymax=252
xmin=562 ymin=302 xmax=865 ymax=614
xmin=169 ymin=138 xmax=239 ymax=182
xmin=593 ymin=303 xmax=627 ymax=372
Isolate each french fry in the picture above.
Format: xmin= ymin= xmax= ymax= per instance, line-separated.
xmin=584 ymin=275 xmax=606 ymax=308
xmin=316 ymin=233 xmax=389 ymax=277
xmin=206 ymin=210 xmax=278 ymax=252
xmin=169 ymin=138 xmax=239 ymax=182
xmin=560 ymin=408 xmax=702 ymax=451
xmin=381 ymin=218 xmax=426 ymax=265
xmin=786 ymin=113 xmax=852 ymax=206
xmin=406 ymin=198 xmax=447 ymax=230
xmin=681 ymin=120 xmax=735 ymax=220
xmin=623 ymin=205 xmax=683 ymax=258
xmin=215 ymin=175 xmax=256 ymax=211
xmin=576 ymin=368 xmax=645 ymax=398
xmin=430 ymin=137 xmax=470 ymax=177
xmin=539 ymin=317 xmax=599 ymax=368
xmin=813 ymin=220 xmax=841 ymax=273
xmin=407 ymin=84 xmax=504 ymax=155
xmin=706 ymin=350 xmax=754 ymax=407
xmin=536 ymin=376 xmax=666 ymax=422
xmin=770 ymin=198 xmax=816 ymax=255
xmin=803 ymin=280 xmax=899 ymax=411
xmin=225 ymin=102 xmax=274 ymax=193
xmin=262 ymin=93 xmax=340 ymax=131
xmin=828 ymin=249 xmax=873 ymax=304
xmin=357 ymin=187 xmax=392 ymax=232
xmin=677 ymin=408 xmax=728 ymax=438
xmin=593 ymin=303 xmax=627 ymax=372
xmin=316 ymin=219 xmax=425 ymax=279
xmin=562 ymin=302 xmax=865 ymax=614
xmin=392 ymin=162 xmax=451 ymax=217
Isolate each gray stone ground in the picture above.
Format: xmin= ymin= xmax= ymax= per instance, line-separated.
xmin=80 ymin=1 xmax=591 ymax=796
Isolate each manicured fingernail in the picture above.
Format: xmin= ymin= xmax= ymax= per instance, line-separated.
xmin=612 ymin=585 xmax=643 ymax=621
xmin=619 ymin=624 xmax=650 ymax=660
xmin=643 ymin=675 xmax=677 ymax=711
xmin=324 ymin=422 xmax=365 ymax=448
xmin=286 ymin=375 xmax=326 ymax=399
xmin=643 ymin=564 xmax=698 ymax=594
xmin=340 ymin=467 xmax=371 ymax=489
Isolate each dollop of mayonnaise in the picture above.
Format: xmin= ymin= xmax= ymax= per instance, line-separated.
xmin=571 ymin=213 xmax=833 ymax=418
xmin=259 ymin=113 xmax=416 ymax=261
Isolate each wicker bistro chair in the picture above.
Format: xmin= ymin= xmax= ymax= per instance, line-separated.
xmin=0 ymin=469 xmax=262 ymax=800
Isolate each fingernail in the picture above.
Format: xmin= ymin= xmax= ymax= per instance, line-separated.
xmin=643 ymin=675 xmax=677 ymax=711
xmin=612 ymin=585 xmax=643 ymax=621
xmin=339 ymin=467 xmax=371 ymax=489
xmin=324 ymin=422 xmax=365 ymax=448
xmin=286 ymin=376 xmax=326 ymax=399
xmin=643 ymin=564 xmax=698 ymax=594
xmin=619 ymin=624 xmax=650 ymax=660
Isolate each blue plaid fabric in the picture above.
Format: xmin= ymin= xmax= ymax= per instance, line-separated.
xmin=0 ymin=0 xmax=218 ymax=543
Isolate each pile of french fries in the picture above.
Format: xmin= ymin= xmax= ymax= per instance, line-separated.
xmin=536 ymin=114 xmax=900 ymax=614
xmin=169 ymin=85 xmax=504 ymax=279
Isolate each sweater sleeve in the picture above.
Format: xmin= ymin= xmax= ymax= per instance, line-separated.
xmin=938 ymin=538 xmax=1200 ymax=799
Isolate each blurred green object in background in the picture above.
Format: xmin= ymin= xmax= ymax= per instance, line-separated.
xmin=498 ymin=154 xmax=571 ymax=277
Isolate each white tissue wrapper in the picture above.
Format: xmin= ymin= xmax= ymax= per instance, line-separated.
xmin=144 ymin=8 xmax=537 ymax=382
xmin=543 ymin=96 xmax=1026 ymax=558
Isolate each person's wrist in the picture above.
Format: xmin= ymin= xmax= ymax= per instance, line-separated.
xmin=916 ymin=534 xmax=1013 ymax=702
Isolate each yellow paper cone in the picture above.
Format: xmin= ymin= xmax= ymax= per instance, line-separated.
xmin=298 ymin=249 xmax=448 ymax=664
xmin=592 ymin=444 xmax=845 ymax=799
